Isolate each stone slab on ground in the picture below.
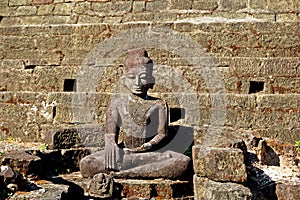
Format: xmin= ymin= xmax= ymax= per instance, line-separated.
xmin=1 ymin=150 xmax=42 ymax=176
xmin=59 ymin=172 xmax=91 ymax=195
xmin=246 ymin=162 xmax=300 ymax=200
xmin=194 ymin=127 xmax=250 ymax=154
xmin=45 ymin=125 xmax=105 ymax=149
xmin=45 ymin=128 xmax=83 ymax=150
xmin=60 ymin=172 xmax=193 ymax=199
xmin=8 ymin=180 xmax=70 ymax=200
xmin=0 ymin=147 xmax=90 ymax=178
xmin=193 ymin=145 xmax=247 ymax=182
xmin=193 ymin=175 xmax=252 ymax=200
xmin=114 ymin=178 xmax=193 ymax=199
xmin=276 ymin=182 xmax=300 ymax=200
xmin=28 ymin=148 xmax=91 ymax=176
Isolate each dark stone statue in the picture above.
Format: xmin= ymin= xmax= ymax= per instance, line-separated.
xmin=80 ymin=49 xmax=190 ymax=181
xmin=88 ymin=173 xmax=114 ymax=198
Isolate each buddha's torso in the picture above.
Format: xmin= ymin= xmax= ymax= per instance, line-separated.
xmin=114 ymin=95 xmax=162 ymax=149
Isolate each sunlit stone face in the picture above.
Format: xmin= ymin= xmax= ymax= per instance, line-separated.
xmin=124 ymin=65 xmax=153 ymax=96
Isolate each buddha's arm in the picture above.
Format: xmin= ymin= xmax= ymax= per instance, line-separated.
xmin=105 ymin=101 xmax=118 ymax=144
xmin=148 ymin=100 xmax=168 ymax=146
xmin=105 ymin=100 xmax=121 ymax=170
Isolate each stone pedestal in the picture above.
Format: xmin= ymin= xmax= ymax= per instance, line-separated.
xmin=193 ymin=145 xmax=247 ymax=182
xmin=8 ymin=180 xmax=70 ymax=200
xmin=193 ymin=176 xmax=252 ymax=200
xmin=192 ymin=144 xmax=250 ymax=200
xmin=114 ymin=179 xmax=192 ymax=199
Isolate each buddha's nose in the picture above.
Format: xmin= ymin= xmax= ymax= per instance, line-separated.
xmin=135 ymin=77 xmax=141 ymax=86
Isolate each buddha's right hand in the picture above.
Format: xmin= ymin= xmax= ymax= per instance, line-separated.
xmin=104 ymin=143 xmax=122 ymax=171
xmin=123 ymin=148 xmax=132 ymax=153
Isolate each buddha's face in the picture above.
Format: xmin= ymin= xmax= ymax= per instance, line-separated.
xmin=124 ymin=65 xmax=153 ymax=96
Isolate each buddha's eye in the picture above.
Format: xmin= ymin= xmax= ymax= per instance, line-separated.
xmin=140 ymin=76 xmax=147 ymax=80
xmin=126 ymin=73 xmax=135 ymax=79
xmin=139 ymin=73 xmax=147 ymax=80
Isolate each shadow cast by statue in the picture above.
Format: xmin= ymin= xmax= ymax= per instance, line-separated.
xmin=46 ymin=177 xmax=86 ymax=200
xmin=244 ymin=152 xmax=278 ymax=200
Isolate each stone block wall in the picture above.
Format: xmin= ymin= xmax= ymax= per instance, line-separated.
xmin=0 ymin=0 xmax=299 ymax=145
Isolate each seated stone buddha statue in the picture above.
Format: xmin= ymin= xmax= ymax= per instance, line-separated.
xmin=79 ymin=48 xmax=190 ymax=179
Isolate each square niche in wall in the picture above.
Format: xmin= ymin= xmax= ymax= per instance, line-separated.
xmin=249 ymin=81 xmax=264 ymax=94
xmin=64 ymin=79 xmax=77 ymax=92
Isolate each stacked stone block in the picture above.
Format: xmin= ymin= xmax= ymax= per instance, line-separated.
xmin=193 ymin=146 xmax=247 ymax=182
xmin=192 ymin=127 xmax=253 ymax=199
xmin=194 ymin=176 xmax=252 ymax=200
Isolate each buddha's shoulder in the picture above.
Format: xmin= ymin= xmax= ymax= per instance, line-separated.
xmin=147 ymin=96 xmax=167 ymax=108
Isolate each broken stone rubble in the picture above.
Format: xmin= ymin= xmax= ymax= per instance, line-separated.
xmin=193 ymin=176 xmax=252 ymax=200
xmin=1 ymin=151 xmax=42 ymax=177
xmin=45 ymin=125 xmax=105 ymax=150
xmin=0 ymin=131 xmax=299 ymax=199
xmin=193 ymin=146 xmax=247 ymax=182
xmin=193 ymin=128 xmax=300 ymax=200
xmin=244 ymin=135 xmax=300 ymax=200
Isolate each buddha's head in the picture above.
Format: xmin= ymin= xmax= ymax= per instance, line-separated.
xmin=123 ymin=49 xmax=154 ymax=97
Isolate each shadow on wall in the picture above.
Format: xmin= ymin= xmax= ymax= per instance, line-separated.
xmin=153 ymin=107 xmax=194 ymax=157
xmin=244 ymin=152 xmax=278 ymax=200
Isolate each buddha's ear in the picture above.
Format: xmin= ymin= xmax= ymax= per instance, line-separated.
xmin=149 ymin=76 xmax=155 ymax=89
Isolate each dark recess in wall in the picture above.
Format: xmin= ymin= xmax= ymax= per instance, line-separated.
xmin=64 ymin=79 xmax=77 ymax=92
xmin=249 ymin=81 xmax=264 ymax=94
